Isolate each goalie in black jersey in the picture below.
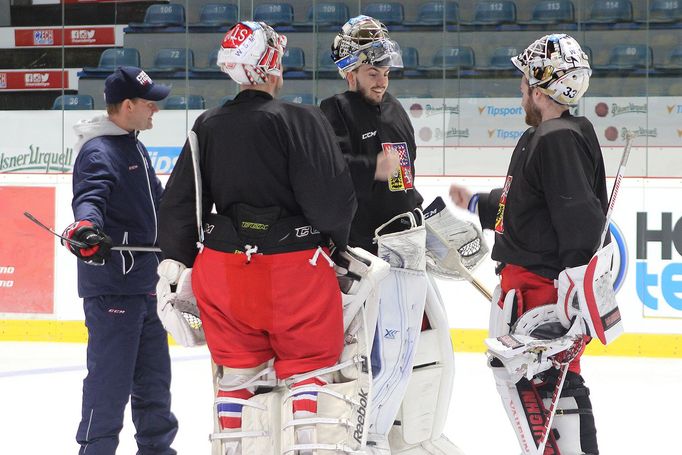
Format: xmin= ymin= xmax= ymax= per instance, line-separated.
xmin=450 ymin=34 xmax=612 ymax=455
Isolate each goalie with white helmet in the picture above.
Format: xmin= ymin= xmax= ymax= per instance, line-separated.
xmin=159 ymin=20 xmax=359 ymax=455
xmin=512 ymin=33 xmax=592 ymax=106
xmin=449 ymin=33 xmax=607 ymax=455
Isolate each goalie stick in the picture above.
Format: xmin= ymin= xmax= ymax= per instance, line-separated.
xmin=533 ymin=130 xmax=635 ymax=455
xmin=24 ymin=211 xmax=162 ymax=252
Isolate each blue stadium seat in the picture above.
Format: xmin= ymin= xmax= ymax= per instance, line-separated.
xmin=127 ymin=3 xmax=186 ymax=30
xmin=402 ymin=47 xmax=420 ymax=69
xmin=431 ymin=46 xmax=475 ymax=68
xmin=600 ymin=44 xmax=652 ymax=69
xmin=520 ymin=0 xmax=575 ymax=25
xmin=316 ymin=50 xmax=339 ymax=78
xmin=282 ymin=47 xmax=309 ymax=78
xmin=585 ymin=0 xmax=632 ymax=23
xmin=362 ymin=2 xmax=405 ymax=25
xmin=164 ymin=95 xmax=206 ymax=110
xmin=149 ymin=48 xmax=194 ymax=72
xmin=82 ymin=48 xmax=141 ymax=73
xmin=283 ymin=47 xmax=305 ymax=71
xmin=307 ymin=2 xmax=349 ymax=25
xmin=407 ymin=1 xmax=459 ymax=26
xmin=254 ymin=3 xmax=294 ymax=26
xmin=190 ymin=49 xmax=224 ymax=77
xmin=193 ymin=3 xmax=238 ymax=28
xmin=281 ymin=93 xmax=315 ymax=104
xmin=486 ymin=46 xmax=519 ymax=69
xmin=466 ymin=1 xmax=517 ymax=25
xmin=392 ymin=47 xmax=423 ymax=77
xmin=661 ymin=46 xmax=682 ymax=69
xmin=52 ymin=94 xmax=94 ymax=110
xmin=647 ymin=0 xmax=682 ymax=24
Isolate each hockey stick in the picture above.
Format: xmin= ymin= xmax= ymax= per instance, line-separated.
xmin=24 ymin=211 xmax=162 ymax=252
xmin=535 ymin=132 xmax=635 ymax=454
xmin=185 ymin=131 xmax=223 ymax=455
xmin=600 ymin=130 xmax=636 ymax=247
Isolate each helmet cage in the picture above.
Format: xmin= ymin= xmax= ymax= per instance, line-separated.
xmin=331 ymin=15 xmax=403 ymax=76
xmin=334 ymin=38 xmax=403 ymax=72
xmin=512 ymin=34 xmax=591 ymax=105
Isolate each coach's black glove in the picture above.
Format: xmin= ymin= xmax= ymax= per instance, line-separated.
xmin=61 ymin=221 xmax=112 ymax=265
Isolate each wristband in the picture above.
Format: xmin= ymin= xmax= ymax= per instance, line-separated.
xmin=467 ymin=193 xmax=480 ymax=214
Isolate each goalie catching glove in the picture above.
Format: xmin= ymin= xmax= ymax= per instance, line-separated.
xmin=61 ymin=220 xmax=112 ymax=265
xmin=156 ymin=259 xmax=206 ymax=347
xmin=423 ymin=196 xmax=488 ymax=279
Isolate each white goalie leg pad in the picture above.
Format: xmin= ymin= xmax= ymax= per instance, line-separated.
xmin=556 ymin=243 xmax=623 ymax=345
xmin=335 ymin=246 xmax=391 ymax=332
xmin=489 ymin=362 xmax=555 ymax=455
xmin=546 ymin=396 xmax=582 ymax=454
xmin=280 ymin=304 xmax=373 ymax=454
xmin=422 ymin=196 xmax=489 ymax=280
xmin=366 ymin=211 xmax=428 ymax=448
xmin=387 ymin=273 xmax=465 ymax=455
xmin=488 ymin=286 xmax=513 ymax=338
xmin=211 ymin=364 xmax=280 ymax=455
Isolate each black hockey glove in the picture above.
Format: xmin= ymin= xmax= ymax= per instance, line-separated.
xmin=61 ymin=221 xmax=112 ymax=265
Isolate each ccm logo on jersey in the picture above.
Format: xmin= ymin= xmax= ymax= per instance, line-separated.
xmin=361 ymin=130 xmax=377 ymax=140
xmin=295 ymin=225 xmax=320 ymax=237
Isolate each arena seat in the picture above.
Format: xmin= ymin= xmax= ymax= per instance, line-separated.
xmin=126 ymin=3 xmax=186 ymax=31
xmin=584 ymin=0 xmax=633 ymax=24
xmin=518 ymin=0 xmax=575 ymax=26
xmin=307 ymin=2 xmax=349 ymax=26
xmin=253 ymin=3 xmax=294 ymax=28
xmin=164 ymin=94 xmax=206 ymax=110
xmin=361 ymin=2 xmax=405 ymax=26
xmin=81 ymin=48 xmax=141 ymax=74
xmin=190 ymin=48 xmax=224 ymax=77
xmin=52 ymin=94 xmax=94 ymax=110
xmin=281 ymin=93 xmax=315 ymax=104
xmin=640 ymin=0 xmax=682 ymax=24
xmin=282 ymin=47 xmax=308 ymax=78
xmin=190 ymin=3 xmax=238 ymax=30
xmin=148 ymin=48 xmax=194 ymax=74
xmin=406 ymin=1 xmax=459 ymax=27
xmin=464 ymin=1 xmax=517 ymax=25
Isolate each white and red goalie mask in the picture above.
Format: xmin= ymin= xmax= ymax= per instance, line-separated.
xmin=217 ymin=21 xmax=287 ymax=85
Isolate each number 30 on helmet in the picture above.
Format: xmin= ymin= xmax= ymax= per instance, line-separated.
xmin=511 ymin=34 xmax=591 ymax=106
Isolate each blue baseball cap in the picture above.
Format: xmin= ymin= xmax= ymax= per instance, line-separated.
xmin=104 ymin=66 xmax=171 ymax=104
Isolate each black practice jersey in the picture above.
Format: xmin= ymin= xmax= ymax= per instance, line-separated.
xmin=159 ymin=90 xmax=357 ymax=267
xmin=477 ymin=111 xmax=608 ymax=280
xmin=320 ymin=91 xmax=423 ymax=253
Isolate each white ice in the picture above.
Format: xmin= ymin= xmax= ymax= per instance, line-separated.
xmin=1 ymin=342 xmax=679 ymax=454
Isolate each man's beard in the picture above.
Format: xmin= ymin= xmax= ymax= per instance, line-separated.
xmin=357 ymin=80 xmax=384 ymax=105
xmin=524 ymin=97 xmax=542 ymax=127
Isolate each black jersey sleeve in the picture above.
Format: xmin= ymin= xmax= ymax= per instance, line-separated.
xmin=476 ymin=188 xmax=503 ymax=231
xmin=320 ymin=97 xmax=376 ymax=198
xmin=534 ymin=131 xmax=605 ymax=268
xmin=287 ymin=106 xmax=357 ymax=250
xmin=158 ymin=127 xmax=207 ymax=268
